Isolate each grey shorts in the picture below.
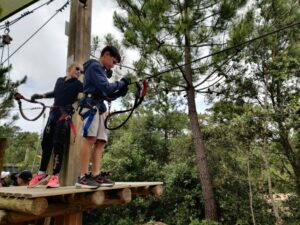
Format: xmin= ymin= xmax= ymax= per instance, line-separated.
xmin=80 ymin=108 xmax=108 ymax=142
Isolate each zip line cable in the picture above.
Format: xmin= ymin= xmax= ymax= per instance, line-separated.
xmin=1 ymin=0 xmax=70 ymax=66
xmin=0 ymin=0 xmax=56 ymax=30
xmin=115 ymin=20 xmax=300 ymax=81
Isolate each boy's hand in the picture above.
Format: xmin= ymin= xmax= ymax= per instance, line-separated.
xmin=119 ymin=86 xmax=129 ymax=97
xmin=121 ymin=76 xmax=131 ymax=86
xmin=30 ymin=94 xmax=44 ymax=101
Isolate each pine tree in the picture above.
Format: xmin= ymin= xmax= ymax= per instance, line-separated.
xmin=113 ymin=0 xmax=249 ymax=220
xmin=0 ymin=66 xmax=26 ymax=134
xmin=212 ymin=0 xmax=300 ymax=194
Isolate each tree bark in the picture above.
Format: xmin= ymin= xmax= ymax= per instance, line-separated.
xmin=184 ymin=34 xmax=217 ymax=220
xmin=263 ymin=71 xmax=283 ymax=225
xmin=247 ymin=159 xmax=256 ymax=225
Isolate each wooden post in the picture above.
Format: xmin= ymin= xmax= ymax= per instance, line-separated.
xmin=56 ymin=0 xmax=92 ymax=224
xmin=60 ymin=0 xmax=92 ymax=187
xmin=0 ymin=138 xmax=7 ymax=172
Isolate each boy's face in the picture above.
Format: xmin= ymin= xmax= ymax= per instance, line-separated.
xmin=101 ymin=52 xmax=118 ymax=70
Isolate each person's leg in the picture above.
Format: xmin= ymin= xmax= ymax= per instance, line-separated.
xmin=91 ymin=140 xmax=105 ymax=176
xmin=93 ymin=114 xmax=108 ymax=176
xmin=92 ymin=114 xmax=114 ymax=186
xmin=76 ymin=136 xmax=100 ymax=188
xmin=76 ymin=109 xmax=102 ymax=188
xmin=39 ymin=118 xmax=55 ymax=172
xmin=52 ymin=119 xmax=70 ymax=175
xmin=80 ymin=136 xmax=96 ymax=176
xmin=29 ymin=117 xmax=55 ymax=187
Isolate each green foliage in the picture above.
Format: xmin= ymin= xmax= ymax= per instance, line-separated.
xmin=4 ymin=128 xmax=41 ymax=170
xmin=189 ymin=219 xmax=219 ymax=225
xmin=211 ymin=0 xmax=300 ymax=195
xmin=84 ymin=0 xmax=300 ymax=224
xmin=0 ymin=66 xmax=26 ymax=124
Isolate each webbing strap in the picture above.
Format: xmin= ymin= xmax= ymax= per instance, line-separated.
xmin=57 ymin=115 xmax=77 ymax=143
xmin=82 ymin=108 xmax=97 ymax=137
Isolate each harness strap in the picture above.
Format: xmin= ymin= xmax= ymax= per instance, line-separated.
xmin=78 ymin=107 xmax=97 ymax=137
xmin=57 ymin=114 xmax=77 ymax=143
xmin=83 ymin=109 xmax=97 ymax=137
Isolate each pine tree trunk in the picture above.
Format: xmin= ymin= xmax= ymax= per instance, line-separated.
xmin=247 ymin=158 xmax=256 ymax=225
xmin=263 ymin=71 xmax=283 ymax=225
xmin=184 ymin=35 xmax=217 ymax=220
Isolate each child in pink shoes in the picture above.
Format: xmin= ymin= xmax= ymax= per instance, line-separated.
xmin=28 ymin=63 xmax=83 ymax=188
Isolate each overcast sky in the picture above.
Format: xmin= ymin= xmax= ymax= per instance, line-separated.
xmin=2 ymin=0 xmax=207 ymax=134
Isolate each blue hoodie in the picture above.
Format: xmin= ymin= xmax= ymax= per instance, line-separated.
xmin=81 ymin=59 xmax=126 ymax=112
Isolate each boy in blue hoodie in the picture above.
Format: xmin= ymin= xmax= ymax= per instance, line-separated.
xmin=76 ymin=46 xmax=130 ymax=188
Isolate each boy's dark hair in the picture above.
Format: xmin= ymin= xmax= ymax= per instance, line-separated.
xmin=101 ymin=46 xmax=121 ymax=63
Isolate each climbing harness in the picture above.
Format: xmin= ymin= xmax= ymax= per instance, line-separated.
xmin=79 ymin=105 xmax=98 ymax=137
xmin=57 ymin=114 xmax=77 ymax=143
xmin=14 ymin=92 xmax=47 ymax=121
xmin=104 ymin=79 xmax=148 ymax=130
xmin=78 ymin=79 xmax=148 ymax=133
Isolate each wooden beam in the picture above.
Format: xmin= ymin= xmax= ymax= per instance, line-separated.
xmin=131 ymin=185 xmax=163 ymax=196
xmin=67 ymin=191 xmax=105 ymax=206
xmin=0 ymin=138 xmax=7 ymax=172
xmin=2 ymin=189 xmax=131 ymax=223
xmin=102 ymin=188 xmax=132 ymax=206
xmin=0 ymin=197 xmax=48 ymax=215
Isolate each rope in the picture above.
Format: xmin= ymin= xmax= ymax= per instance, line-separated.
xmin=0 ymin=0 xmax=56 ymax=30
xmin=107 ymin=20 xmax=300 ymax=82
xmin=14 ymin=92 xmax=47 ymax=121
xmin=1 ymin=0 xmax=70 ymax=65
xmin=104 ymin=80 xmax=148 ymax=130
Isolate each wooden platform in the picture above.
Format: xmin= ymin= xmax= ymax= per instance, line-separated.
xmin=0 ymin=182 xmax=163 ymax=225
xmin=0 ymin=182 xmax=163 ymax=198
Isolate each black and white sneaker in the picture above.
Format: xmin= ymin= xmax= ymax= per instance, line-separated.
xmin=93 ymin=172 xmax=115 ymax=187
xmin=75 ymin=174 xmax=100 ymax=189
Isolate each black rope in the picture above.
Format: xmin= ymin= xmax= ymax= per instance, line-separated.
xmin=14 ymin=93 xmax=46 ymax=121
xmin=110 ymin=20 xmax=300 ymax=81
xmin=1 ymin=0 xmax=70 ymax=65
xmin=104 ymin=80 xmax=148 ymax=130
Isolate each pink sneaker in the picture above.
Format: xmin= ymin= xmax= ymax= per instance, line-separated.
xmin=28 ymin=174 xmax=50 ymax=188
xmin=46 ymin=175 xmax=60 ymax=188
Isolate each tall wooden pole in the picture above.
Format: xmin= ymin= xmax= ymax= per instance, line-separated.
xmin=61 ymin=0 xmax=92 ymax=186
xmin=0 ymin=138 xmax=7 ymax=172
xmin=54 ymin=1 xmax=92 ymax=225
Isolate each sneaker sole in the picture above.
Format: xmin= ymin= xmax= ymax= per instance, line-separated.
xmin=47 ymin=184 xmax=60 ymax=188
xmin=46 ymin=185 xmax=59 ymax=188
xmin=99 ymin=183 xmax=115 ymax=187
xmin=75 ymin=182 xmax=99 ymax=189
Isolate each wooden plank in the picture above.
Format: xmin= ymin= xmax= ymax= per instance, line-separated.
xmin=0 ymin=182 xmax=163 ymax=198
